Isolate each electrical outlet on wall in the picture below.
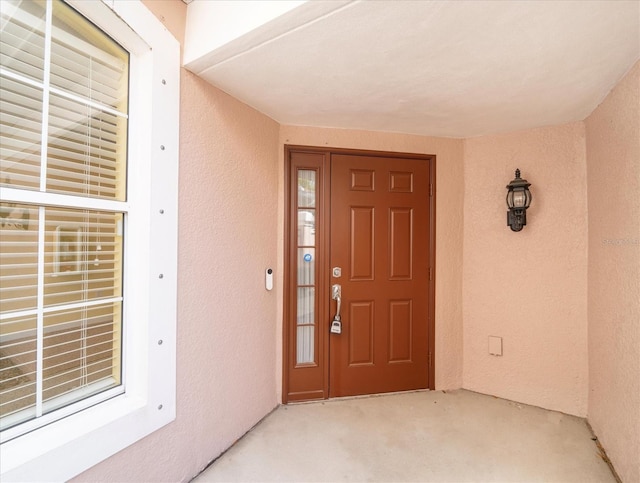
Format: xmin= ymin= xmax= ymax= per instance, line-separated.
xmin=489 ymin=336 xmax=503 ymax=356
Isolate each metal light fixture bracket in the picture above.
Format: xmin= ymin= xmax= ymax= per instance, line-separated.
xmin=506 ymin=169 xmax=532 ymax=232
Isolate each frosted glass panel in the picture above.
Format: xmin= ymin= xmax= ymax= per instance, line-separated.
xmin=297 ymin=248 xmax=315 ymax=286
xmin=297 ymin=170 xmax=316 ymax=208
xmin=297 ymin=209 xmax=315 ymax=246
xmin=295 ymin=170 xmax=316 ymax=365
xmin=296 ymin=326 xmax=314 ymax=364
xmin=296 ymin=287 xmax=315 ymax=325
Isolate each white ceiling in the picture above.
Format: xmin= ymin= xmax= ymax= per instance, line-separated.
xmin=185 ymin=0 xmax=640 ymax=138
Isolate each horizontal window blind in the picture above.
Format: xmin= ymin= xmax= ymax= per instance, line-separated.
xmin=0 ymin=203 xmax=39 ymax=314
xmin=47 ymin=94 xmax=124 ymax=199
xmin=0 ymin=73 xmax=43 ymax=190
xmin=0 ymin=1 xmax=46 ymax=83
xmin=0 ymin=0 xmax=128 ymax=435
xmin=0 ymin=0 xmax=128 ymax=198
xmin=1 ymin=303 xmax=121 ymax=430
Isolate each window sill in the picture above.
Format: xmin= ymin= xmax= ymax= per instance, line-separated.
xmin=0 ymin=391 xmax=175 ymax=481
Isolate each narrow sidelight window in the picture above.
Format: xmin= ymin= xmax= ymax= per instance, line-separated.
xmin=296 ymin=169 xmax=316 ymax=364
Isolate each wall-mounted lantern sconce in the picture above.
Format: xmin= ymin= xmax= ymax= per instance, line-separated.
xmin=506 ymin=169 xmax=532 ymax=232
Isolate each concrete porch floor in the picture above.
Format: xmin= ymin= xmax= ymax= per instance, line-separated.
xmin=193 ymin=390 xmax=616 ymax=482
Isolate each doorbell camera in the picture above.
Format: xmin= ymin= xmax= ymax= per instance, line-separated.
xmin=265 ymin=268 xmax=274 ymax=291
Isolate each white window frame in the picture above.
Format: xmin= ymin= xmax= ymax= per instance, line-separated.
xmin=0 ymin=1 xmax=179 ymax=481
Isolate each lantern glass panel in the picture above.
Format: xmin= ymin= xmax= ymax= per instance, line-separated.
xmin=506 ymin=191 xmax=514 ymax=208
xmin=512 ymin=190 xmax=526 ymax=207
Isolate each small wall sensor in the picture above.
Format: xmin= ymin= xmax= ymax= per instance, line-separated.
xmin=265 ymin=268 xmax=273 ymax=291
xmin=488 ymin=336 xmax=503 ymax=356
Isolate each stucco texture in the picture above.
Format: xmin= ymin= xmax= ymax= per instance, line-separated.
xmin=586 ymin=61 xmax=640 ymax=483
xmin=74 ymin=70 xmax=281 ymax=482
xmin=463 ymin=123 xmax=589 ymax=417
xmin=278 ymin=126 xmax=465 ymax=392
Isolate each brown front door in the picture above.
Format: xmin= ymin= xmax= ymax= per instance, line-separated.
xmin=284 ymin=147 xmax=434 ymax=402
xmin=329 ymin=154 xmax=430 ymax=397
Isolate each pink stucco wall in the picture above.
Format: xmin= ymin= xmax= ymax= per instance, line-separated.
xmin=462 ymin=123 xmax=589 ymax=416
xmin=277 ymin=126 xmax=465 ymax=392
xmin=586 ymin=61 xmax=640 ymax=483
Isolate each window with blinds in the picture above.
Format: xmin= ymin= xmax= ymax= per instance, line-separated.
xmin=0 ymin=0 xmax=128 ymax=436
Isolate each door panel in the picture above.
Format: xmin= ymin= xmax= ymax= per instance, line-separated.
xmin=389 ymin=208 xmax=413 ymax=279
xmin=389 ymin=300 xmax=412 ymax=362
xmin=350 ymin=207 xmax=374 ymax=279
xmin=329 ymin=154 xmax=429 ymax=397
xmin=348 ymin=300 xmax=374 ymax=365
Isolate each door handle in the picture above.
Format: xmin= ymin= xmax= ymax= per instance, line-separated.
xmin=332 ymin=284 xmax=342 ymax=318
xmin=330 ymin=284 xmax=342 ymax=334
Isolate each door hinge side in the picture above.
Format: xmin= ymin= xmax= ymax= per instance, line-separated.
xmin=429 ymin=266 xmax=433 ymax=281
xmin=429 ymin=183 xmax=433 ymax=197
xmin=429 ymin=351 xmax=432 ymax=368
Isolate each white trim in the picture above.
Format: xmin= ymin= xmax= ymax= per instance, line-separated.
xmin=35 ymin=207 xmax=46 ymax=418
xmin=0 ymin=1 xmax=179 ymax=480
xmin=0 ymin=296 xmax=124 ymax=322
xmin=0 ymin=379 xmax=122 ymax=436
xmin=0 ymin=312 xmax=116 ymax=342
xmin=39 ymin=1 xmax=53 ymax=192
xmin=0 ymin=187 xmax=129 ymax=212
xmin=0 ymin=68 xmax=44 ymax=92
xmin=49 ymin=85 xmax=128 ymax=119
